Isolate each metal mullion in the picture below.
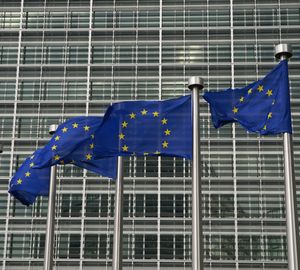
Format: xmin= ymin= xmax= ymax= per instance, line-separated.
xmin=106 ymin=181 xmax=112 ymax=267
xmin=230 ymin=0 xmax=239 ymax=268
xmin=2 ymin=1 xmax=24 ymax=269
xmin=157 ymin=0 xmax=162 ymax=267
xmin=206 ymin=0 xmax=212 ymax=265
xmin=157 ymin=155 xmax=161 ymax=267
xmin=78 ymin=0 xmax=94 ymax=267
xmin=132 ymin=156 xmax=137 ymax=269
xmin=159 ymin=0 xmax=162 ymax=100
xmin=134 ymin=0 xmax=138 ymax=100
xmin=60 ymin=0 xmax=69 ymax=122
xmin=35 ymin=1 xmax=47 ymax=144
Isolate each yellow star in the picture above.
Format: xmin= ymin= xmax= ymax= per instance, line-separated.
xmin=72 ymin=123 xmax=78 ymax=128
xmin=164 ymin=129 xmax=171 ymax=136
xmin=266 ymin=89 xmax=272 ymax=96
xmin=122 ymin=145 xmax=129 ymax=152
xmin=25 ymin=172 xmax=31 ymax=177
xmin=162 ymin=141 xmax=169 ymax=148
xmin=248 ymin=88 xmax=252 ymax=94
xmin=122 ymin=121 xmax=128 ymax=128
xmin=129 ymin=113 xmax=136 ymax=119
xmin=153 ymin=111 xmax=159 ymax=117
xmin=119 ymin=133 xmax=125 ymax=140
xmin=257 ymin=85 xmax=264 ymax=92
xmin=55 ymin=135 xmax=60 ymax=141
xmin=52 ymin=145 xmax=57 ymax=151
xmin=30 ymin=155 xmax=34 ymax=160
xmin=86 ymin=153 xmax=92 ymax=160
xmin=154 ymin=151 xmax=161 ymax=155
xmin=17 ymin=179 xmax=22 ymax=184
xmin=161 ymin=118 xmax=168 ymax=125
xmin=239 ymin=96 xmax=244 ymax=102
xmin=60 ymin=160 xmax=65 ymax=165
xmin=141 ymin=109 xmax=148 ymax=115
xmin=91 ymin=134 xmax=95 ymax=139
xmin=54 ymin=155 xmax=60 ymax=161
xmin=62 ymin=127 xmax=68 ymax=133
xmin=89 ymin=143 xmax=94 ymax=149
xmin=263 ymin=125 xmax=267 ymax=130
xmin=84 ymin=125 xmax=90 ymax=131
xmin=232 ymin=107 xmax=238 ymax=114
xmin=268 ymin=112 xmax=272 ymax=119
xmin=30 ymin=162 xmax=34 ymax=167
xmin=143 ymin=152 xmax=149 ymax=156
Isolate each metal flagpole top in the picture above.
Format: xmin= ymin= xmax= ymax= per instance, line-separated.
xmin=49 ymin=124 xmax=58 ymax=135
xmin=275 ymin=44 xmax=293 ymax=60
xmin=188 ymin=76 xmax=204 ymax=91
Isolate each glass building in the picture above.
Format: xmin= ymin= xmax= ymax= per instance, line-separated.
xmin=0 ymin=0 xmax=299 ymax=269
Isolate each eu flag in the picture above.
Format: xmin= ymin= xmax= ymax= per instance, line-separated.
xmin=203 ymin=60 xmax=292 ymax=135
xmin=9 ymin=149 xmax=51 ymax=206
xmin=93 ymin=95 xmax=192 ymax=159
xmin=33 ymin=116 xmax=117 ymax=179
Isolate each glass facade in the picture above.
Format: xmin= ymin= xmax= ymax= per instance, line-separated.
xmin=0 ymin=0 xmax=300 ymax=269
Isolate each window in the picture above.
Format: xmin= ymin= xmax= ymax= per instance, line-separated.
xmin=134 ymin=234 xmax=157 ymax=260
xmin=60 ymin=194 xmax=82 ymax=217
xmin=238 ymin=235 xmax=261 ymax=261
xmin=57 ymin=234 xmax=81 ymax=259
xmin=145 ymin=235 xmax=157 ymax=259
xmin=210 ymin=235 xmax=235 ymax=260
xmin=135 ymin=194 xmax=157 ymax=217
xmin=8 ymin=234 xmax=30 ymax=258
xmin=85 ymin=194 xmax=112 ymax=217
xmin=161 ymin=235 xmax=173 ymax=259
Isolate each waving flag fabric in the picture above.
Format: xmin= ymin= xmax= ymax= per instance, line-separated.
xmin=9 ymin=117 xmax=117 ymax=205
xmin=93 ymin=95 xmax=192 ymax=159
xmin=203 ymin=60 xmax=292 ymax=135
xmin=33 ymin=116 xmax=117 ymax=179
xmin=9 ymin=149 xmax=51 ymax=206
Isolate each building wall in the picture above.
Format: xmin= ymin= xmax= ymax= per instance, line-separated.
xmin=0 ymin=0 xmax=300 ymax=269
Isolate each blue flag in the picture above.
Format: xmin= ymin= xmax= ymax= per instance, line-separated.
xmin=33 ymin=116 xmax=117 ymax=179
xmin=203 ymin=60 xmax=292 ymax=135
xmin=9 ymin=149 xmax=51 ymax=206
xmin=93 ymin=95 xmax=192 ymax=159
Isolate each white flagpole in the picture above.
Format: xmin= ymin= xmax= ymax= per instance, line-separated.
xmin=274 ymin=44 xmax=300 ymax=270
xmin=188 ymin=77 xmax=204 ymax=270
xmin=43 ymin=124 xmax=58 ymax=270
xmin=112 ymin=156 xmax=124 ymax=270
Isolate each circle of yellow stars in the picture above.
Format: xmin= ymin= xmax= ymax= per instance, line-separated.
xmin=119 ymin=109 xmax=171 ymax=156
xmin=50 ymin=122 xmax=95 ymax=164
xmin=15 ymin=158 xmax=35 ymax=186
xmin=231 ymin=83 xmax=274 ymax=131
xmin=15 ymin=122 xmax=96 ymax=188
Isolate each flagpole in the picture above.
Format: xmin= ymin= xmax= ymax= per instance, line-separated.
xmin=43 ymin=124 xmax=58 ymax=270
xmin=188 ymin=77 xmax=204 ymax=270
xmin=112 ymin=156 xmax=124 ymax=270
xmin=275 ymin=44 xmax=300 ymax=270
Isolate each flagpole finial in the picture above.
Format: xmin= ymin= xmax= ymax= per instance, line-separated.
xmin=49 ymin=124 xmax=58 ymax=135
xmin=188 ymin=77 xmax=204 ymax=91
xmin=275 ymin=44 xmax=293 ymax=60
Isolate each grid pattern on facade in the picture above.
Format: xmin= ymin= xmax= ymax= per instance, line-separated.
xmin=0 ymin=0 xmax=300 ymax=269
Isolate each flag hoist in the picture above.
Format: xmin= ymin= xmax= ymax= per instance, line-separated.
xmin=44 ymin=124 xmax=58 ymax=270
xmin=275 ymin=43 xmax=300 ymax=270
xmin=188 ymin=77 xmax=204 ymax=270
